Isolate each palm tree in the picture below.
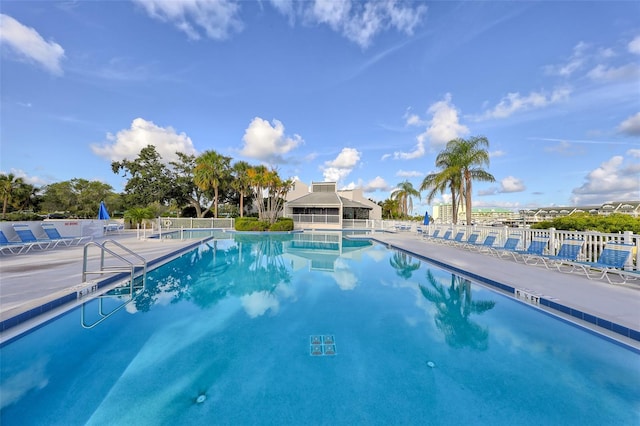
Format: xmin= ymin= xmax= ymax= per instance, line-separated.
xmin=420 ymin=148 xmax=463 ymax=224
xmin=0 ymin=173 xmax=25 ymax=218
xmin=389 ymin=252 xmax=421 ymax=279
xmin=380 ymin=198 xmax=400 ymax=219
xmin=391 ymin=180 xmax=421 ymax=218
xmin=447 ymin=136 xmax=495 ymax=225
xmin=231 ymin=161 xmax=252 ymax=217
xmin=194 ymin=150 xmax=231 ymax=218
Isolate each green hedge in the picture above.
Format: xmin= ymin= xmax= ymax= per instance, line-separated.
xmin=234 ymin=217 xmax=294 ymax=232
xmin=531 ymin=213 xmax=640 ymax=233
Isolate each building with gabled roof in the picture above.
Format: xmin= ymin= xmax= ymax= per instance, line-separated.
xmin=284 ymin=181 xmax=381 ymax=229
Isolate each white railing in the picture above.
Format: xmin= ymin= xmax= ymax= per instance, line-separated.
xmin=422 ymin=224 xmax=639 ymax=271
xmin=158 ymin=217 xmax=235 ymax=230
xmin=287 ymin=214 xmax=340 ymax=224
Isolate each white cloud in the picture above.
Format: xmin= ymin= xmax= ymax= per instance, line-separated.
xmin=544 ymin=41 xmax=589 ymax=77
xmin=133 ymin=0 xmax=243 ymax=40
xmin=571 ymin=155 xmax=640 ymax=204
xmin=300 ymin=0 xmax=426 ymax=48
xmin=1 ymin=168 xmax=49 ymax=187
xmin=543 ymin=140 xmax=584 ymax=157
xmin=395 ymin=94 xmax=468 ymax=158
xmin=396 ymin=169 xmax=423 ymax=178
xmin=587 ymin=63 xmax=640 ymax=82
xmin=478 ymin=87 xmax=570 ymax=120
xmin=321 ymin=147 xmax=361 ymax=182
xmin=489 ymin=150 xmax=506 ymax=158
xmin=329 ymin=258 xmax=358 ymax=290
xmin=418 ymin=94 xmax=469 ymax=148
xmin=91 ymin=118 xmax=197 ymax=163
xmin=499 ymin=176 xmax=526 ymax=193
xmin=628 ymin=148 xmax=640 ymax=158
xmin=617 ymin=112 xmax=640 ymax=136
xmin=0 ymin=14 xmax=65 ymax=75
xmin=240 ymin=117 xmax=302 ymax=164
xmin=363 ymin=176 xmax=390 ymax=192
xmin=628 ymin=35 xmax=640 ymax=55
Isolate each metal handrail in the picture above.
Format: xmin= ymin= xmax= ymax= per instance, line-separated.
xmin=82 ymin=239 xmax=147 ymax=283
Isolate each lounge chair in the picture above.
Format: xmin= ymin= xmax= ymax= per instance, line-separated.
xmin=503 ymin=236 xmax=550 ymax=262
xmin=459 ymin=231 xmax=480 ymax=246
xmin=12 ymin=224 xmax=57 ymax=250
xmin=558 ymin=242 xmax=638 ymax=284
xmin=41 ymin=223 xmax=91 ymax=246
xmin=431 ymin=229 xmax=453 ymax=244
xmin=523 ymin=238 xmax=585 ymax=269
xmin=464 ymin=233 xmax=497 ymax=251
xmin=443 ymin=231 xmax=466 ymax=245
xmin=485 ymin=234 xmax=522 ymax=256
xmin=0 ymin=230 xmax=32 ymax=255
xmin=423 ymin=229 xmax=441 ymax=241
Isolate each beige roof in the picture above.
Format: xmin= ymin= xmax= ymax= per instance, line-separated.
xmin=286 ymin=192 xmax=372 ymax=209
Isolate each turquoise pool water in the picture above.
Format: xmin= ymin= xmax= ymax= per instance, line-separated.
xmin=1 ymin=233 xmax=639 ymax=425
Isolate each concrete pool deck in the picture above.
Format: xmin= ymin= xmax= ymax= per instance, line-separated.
xmin=0 ymin=230 xmax=638 ymax=348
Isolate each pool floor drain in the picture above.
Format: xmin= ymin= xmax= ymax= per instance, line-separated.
xmin=196 ymin=394 xmax=206 ymax=404
xmin=426 ymin=361 xmax=436 ymax=368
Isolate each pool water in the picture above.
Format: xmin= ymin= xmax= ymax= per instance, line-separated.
xmin=1 ymin=233 xmax=639 ymax=425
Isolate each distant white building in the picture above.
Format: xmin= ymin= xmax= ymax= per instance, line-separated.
xmin=284 ymin=181 xmax=382 ymax=230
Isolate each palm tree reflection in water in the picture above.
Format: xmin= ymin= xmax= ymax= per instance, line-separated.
xmin=419 ymin=270 xmax=496 ymax=350
xmin=389 ymin=251 xmax=421 ymax=279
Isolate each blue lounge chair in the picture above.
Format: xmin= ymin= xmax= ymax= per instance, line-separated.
xmin=41 ymin=223 xmax=90 ymax=246
xmin=504 ymin=236 xmax=550 ymax=262
xmin=12 ymin=224 xmax=57 ymax=250
xmin=523 ymin=238 xmax=585 ymax=269
xmin=464 ymin=233 xmax=497 ymax=251
xmin=423 ymin=229 xmax=441 ymax=241
xmin=485 ymin=234 xmax=522 ymax=256
xmin=431 ymin=229 xmax=453 ymax=244
xmin=459 ymin=231 xmax=480 ymax=246
xmin=443 ymin=231 xmax=466 ymax=245
xmin=0 ymin=230 xmax=32 ymax=254
xmin=559 ymin=242 xmax=638 ymax=284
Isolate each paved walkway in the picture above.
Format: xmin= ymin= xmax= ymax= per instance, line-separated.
xmin=1 ymin=230 xmax=638 ymax=348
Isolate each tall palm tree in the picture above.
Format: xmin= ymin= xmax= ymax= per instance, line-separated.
xmin=194 ymin=150 xmax=231 ymax=218
xmin=231 ymin=161 xmax=252 ymax=217
xmin=420 ymin=148 xmax=463 ymax=224
xmin=391 ymin=180 xmax=421 ymax=218
xmin=447 ymin=136 xmax=495 ymax=225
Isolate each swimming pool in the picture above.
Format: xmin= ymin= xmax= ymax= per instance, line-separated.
xmin=1 ymin=233 xmax=639 ymax=425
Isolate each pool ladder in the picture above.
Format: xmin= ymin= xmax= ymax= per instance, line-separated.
xmin=82 ymin=239 xmax=147 ymax=284
xmin=80 ymin=239 xmax=147 ymax=328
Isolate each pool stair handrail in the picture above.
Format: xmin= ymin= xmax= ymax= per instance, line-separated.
xmin=523 ymin=238 xmax=585 ymax=269
xmin=556 ymin=242 xmax=639 ymax=285
xmin=82 ymin=239 xmax=147 ymax=285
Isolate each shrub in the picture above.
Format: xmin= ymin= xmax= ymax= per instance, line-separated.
xmin=235 ymin=217 xmax=269 ymax=231
xmin=531 ymin=213 xmax=640 ymax=233
xmin=269 ymin=217 xmax=294 ymax=231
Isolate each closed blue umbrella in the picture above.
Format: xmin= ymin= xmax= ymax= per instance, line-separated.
xmin=98 ymin=201 xmax=111 ymax=220
xmin=423 ymin=211 xmax=430 ymax=225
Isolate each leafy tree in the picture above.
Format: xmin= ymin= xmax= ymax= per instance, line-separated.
xmin=391 ymin=180 xmax=421 ymax=218
xmin=111 ymin=145 xmax=172 ymax=207
xmin=193 ymin=150 xmax=232 ymax=218
xmin=41 ymin=179 xmax=115 ymax=218
xmin=379 ymin=198 xmax=400 ymax=219
xmin=531 ymin=213 xmax=640 ymax=233
xmin=169 ymin=152 xmax=209 ymax=217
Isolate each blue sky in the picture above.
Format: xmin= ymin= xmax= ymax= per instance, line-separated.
xmin=1 ymin=1 xmax=639 ymax=213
